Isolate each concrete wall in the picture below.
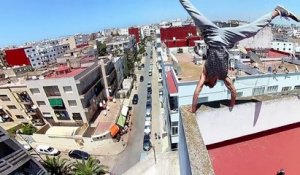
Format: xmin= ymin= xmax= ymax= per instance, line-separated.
xmin=197 ymin=96 xmax=300 ymax=145
xmin=178 ymin=72 xmax=300 ymax=106
xmin=179 ymin=114 xmax=192 ymax=175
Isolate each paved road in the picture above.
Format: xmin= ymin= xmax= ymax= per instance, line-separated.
xmin=111 ymin=43 xmax=153 ymax=175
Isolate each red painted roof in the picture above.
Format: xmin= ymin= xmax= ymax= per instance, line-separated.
xmin=46 ymin=67 xmax=86 ymax=79
xmin=208 ymin=124 xmax=300 ymax=175
xmin=268 ymin=49 xmax=290 ymax=58
xmin=166 ymin=71 xmax=177 ymax=94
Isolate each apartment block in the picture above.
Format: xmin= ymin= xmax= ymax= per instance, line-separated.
xmin=25 ymin=58 xmax=117 ymax=126
xmin=0 ymin=126 xmax=47 ymax=174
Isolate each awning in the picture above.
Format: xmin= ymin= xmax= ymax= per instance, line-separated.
xmin=110 ymin=124 xmax=119 ymax=138
xmin=117 ymin=115 xmax=126 ymax=128
xmin=49 ymin=98 xmax=63 ymax=107
xmin=121 ymin=106 xmax=129 ymax=116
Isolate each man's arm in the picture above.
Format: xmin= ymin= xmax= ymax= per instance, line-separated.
xmin=223 ymin=77 xmax=237 ymax=108
xmin=191 ymin=72 xmax=206 ymax=113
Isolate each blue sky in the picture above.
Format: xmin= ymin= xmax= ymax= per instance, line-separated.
xmin=0 ymin=0 xmax=299 ymax=47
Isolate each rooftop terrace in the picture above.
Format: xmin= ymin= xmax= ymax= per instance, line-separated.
xmin=179 ymin=92 xmax=300 ymax=175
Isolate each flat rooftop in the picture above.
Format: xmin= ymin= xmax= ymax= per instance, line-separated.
xmin=180 ymin=91 xmax=300 ymax=174
xmin=45 ymin=66 xmax=86 ymax=79
xmin=46 ymin=126 xmax=79 ymax=136
xmin=172 ymin=53 xmax=203 ymax=82
xmin=208 ymin=123 xmax=300 ymax=175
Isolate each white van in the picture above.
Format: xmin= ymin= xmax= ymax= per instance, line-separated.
xmin=36 ymin=145 xmax=59 ymax=155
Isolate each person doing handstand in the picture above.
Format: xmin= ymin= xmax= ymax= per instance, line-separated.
xmin=179 ymin=0 xmax=300 ymax=113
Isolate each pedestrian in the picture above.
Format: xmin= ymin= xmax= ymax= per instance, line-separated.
xmin=179 ymin=0 xmax=300 ymax=113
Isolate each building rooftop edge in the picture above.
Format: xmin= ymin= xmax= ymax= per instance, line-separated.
xmin=180 ymin=106 xmax=215 ymax=175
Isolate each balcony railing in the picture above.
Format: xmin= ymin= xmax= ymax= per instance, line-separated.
xmin=0 ymin=149 xmax=29 ymax=174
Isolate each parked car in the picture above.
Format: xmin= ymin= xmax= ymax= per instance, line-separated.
xmin=143 ymin=135 xmax=152 ymax=151
xmin=141 ymin=64 xmax=145 ymax=68
xmin=147 ymin=87 xmax=152 ymax=94
xmin=32 ymin=119 xmax=45 ymax=126
xmin=140 ymin=76 xmax=144 ymax=82
xmin=132 ymin=94 xmax=139 ymax=104
xmin=144 ymin=126 xmax=151 ymax=135
xmin=146 ymin=104 xmax=151 ymax=116
xmin=36 ymin=145 xmax=59 ymax=156
xmin=148 ymin=71 xmax=152 ymax=76
xmin=138 ymin=66 xmax=141 ymax=70
xmin=68 ymin=150 xmax=90 ymax=160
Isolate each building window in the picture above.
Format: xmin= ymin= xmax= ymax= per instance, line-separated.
xmin=72 ymin=113 xmax=82 ymax=120
xmin=0 ymin=95 xmax=10 ymax=101
xmin=43 ymin=86 xmax=61 ymax=97
xmin=37 ymin=101 xmax=46 ymax=106
xmin=171 ymin=121 xmax=178 ymax=136
xmin=294 ymin=85 xmax=300 ymax=90
xmin=267 ymin=85 xmax=278 ymax=93
xmin=68 ymin=100 xmax=77 ymax=107
xmin=7 ymin=105 xmax=17 ymax=109
xmin=16 ymin=115 xmax=24 ymax=119
xmin=282 ymin=86 xmax=292 ymax=92
xmin=30 ymin=88 xmax=40 ymax=95
xmin=63 ymin=86 xmax=73 ymax=93
xmin=252 ymin=87 xmax=265 ymax=96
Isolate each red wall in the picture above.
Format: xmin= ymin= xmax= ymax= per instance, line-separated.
xmin=128 ymin=27 xmax=140 ymax=43
xmin=160 ymin=25 xmax=197 ymax=41
xmin=160 ymin=25 xmax=201 ymax=48
xmin=4 ymin=48 xmax=30 ymax=66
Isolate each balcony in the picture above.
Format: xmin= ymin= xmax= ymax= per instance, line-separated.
xmin=0 ymin=130 xmax=8 ymax=142
xmin=17 ymin=92 xmax=33 ymax=105
xmin=0 ymin=149 xmax=30 ymax=174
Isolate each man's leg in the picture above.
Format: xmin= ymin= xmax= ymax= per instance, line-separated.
xmin=222 ymin=12 xmax=274 ymax=44
xmin=179 ymin=0 xmax=219 ymax=31
xmin=223 ymin=6 xmax=300 ymax=44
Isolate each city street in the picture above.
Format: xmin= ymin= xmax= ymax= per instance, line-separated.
xmin=111 ymin=43 xmax=155 ymax=174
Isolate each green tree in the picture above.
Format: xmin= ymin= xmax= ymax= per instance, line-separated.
xmin=21 ymin=124 xmax=37 ymax=135
xmin=96 ymin=41 xmax=107 ymax=56
xmin=43 ymin=156 xmax=72 ymax=175
xmin=72 ymin=157 xmax=108 ymax=175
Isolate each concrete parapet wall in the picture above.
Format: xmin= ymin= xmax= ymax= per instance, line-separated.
xmin=197 ymin=96 xmax=300 ymax=145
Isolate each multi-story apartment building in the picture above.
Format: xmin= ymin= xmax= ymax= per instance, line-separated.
xmin=128 ymin=27 xmax=141 ymax=43
xmin=0 ymin=77 xmax=43 ymax=124
xmin=0 ymin=126 xmax=47 ymax=174
xmin=159 ymin=25 xmax=201 ymax=48
xmin=118 ymin=28 xmax=129 ymax=36
xmin=271 ymin=41 xmax=297 ymax=54
xmin=25 ymin=58 xmax=117 ymax=126
xmin=4 ymin=44 xmax=70 ymax=69
xmin=106 ymin=36 xmax=136 ymax=56
xmin=61 ymin=34 xmax=89 ymax=50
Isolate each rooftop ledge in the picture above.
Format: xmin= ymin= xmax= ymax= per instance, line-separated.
xmin=179 ymin=92 xmax=300 ymax=174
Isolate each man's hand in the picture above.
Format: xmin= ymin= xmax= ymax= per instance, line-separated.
xmin=189 ymin=103 xmax=197 ymax=113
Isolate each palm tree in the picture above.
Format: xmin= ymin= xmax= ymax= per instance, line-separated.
xmin=72 ymin=157 xmax=108 ymax=175
xmin=43 ymin=155 xmax=72 ymax=175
